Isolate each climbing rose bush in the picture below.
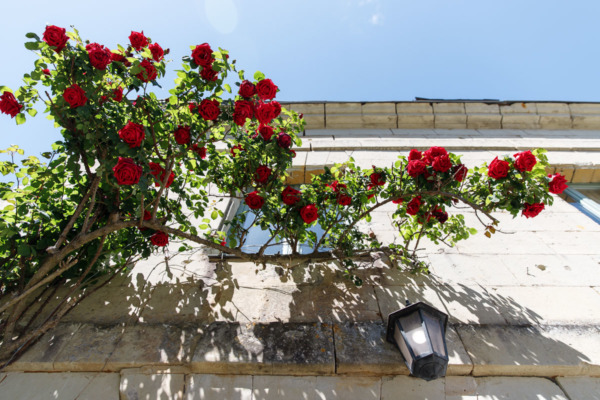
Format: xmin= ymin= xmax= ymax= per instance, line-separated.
xmin=0 ymin=26 xmax=566 ymax=363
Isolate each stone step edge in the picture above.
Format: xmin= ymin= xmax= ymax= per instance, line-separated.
xmin=4 ymin=322 xmax=599 ymax=378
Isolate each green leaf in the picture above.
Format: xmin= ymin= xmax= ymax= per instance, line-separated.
xmin=18 ymin=244 xmax=32 ymax=257
xmin=223 ymin=83 xmax=231 ymax=93
xmin=16 ymin=114 xmax=26 ymax=125
xmin=169 ymin=95 xmax=177 ymax=105
xmin=24 ymin=42 xmax=40 ymax=50
xmin=27 ymin=108 xmax=37 ymax=117
xmin=25 ymin=32 xmax=40 ymax=40
xmin=211 ymin=210 xmax=218 ymax=220
xmin=199 ymin=224 xmax=209 ymax=230
xmin=253 ymin=71 xmax=265 ymax=81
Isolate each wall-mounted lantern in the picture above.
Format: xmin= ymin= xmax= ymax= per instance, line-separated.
xmin=386 ymin=301 xmax=449 ymax=381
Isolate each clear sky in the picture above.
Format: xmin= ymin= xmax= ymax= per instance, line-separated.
xmin=1 ymin=0 xmax=600 ymax=157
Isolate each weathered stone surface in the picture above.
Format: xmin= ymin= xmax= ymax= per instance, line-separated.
xmin=120 ymin=372 xmax=184 ymax=400
xmin=186 ymin=374 xmax=253 ymax=400
xmin=0 ymin=372 xmax=119 ymax=400
xmin=572 ymin=115 xmax=600 ymax=129
xmin=467 ymin=114 xmax=503 ymax=129
xmin=556 ymin=377 xmax=600 ymax=400
xmin=572 ymin=168 xmax=596 ymax=183
xmin=381 ymin=375 xmax=445 ymax=400
xmin=315 ymin=376 xmax=381 ymax=399
xmin=536 ymin=103 xmax=571 ymax=114
xmin=502 ymin=114 xmax=541 ymax=129
xmin=252 ymin=375 xmax=317 ymax=400
xmin=500 ymin=102 xmax=538 ymax=114
xmin=465 ymin=103 xmax=500 ymax=114
xmin=434 ymin=114 xmax=468 ymax=129
xmin=539 ymin=115 xmax=572 ymax=129
xmin=473 ymin=377 xmax=568 ymax=400
xmin=139 ymin=283 xmax=212 ymax=324
xmin=458 ymin=325 xmax=600 ymax=376
xmin=190 ymin=322 xmax=334 ymax=375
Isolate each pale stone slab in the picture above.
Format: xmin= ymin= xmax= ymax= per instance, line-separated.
xmin=286 ymin=103 xmax=325 ymax=115
xmin=374 ymin=285 xmax=449 ymax=324
xmin=381 ymin=375 xmax=445 ymax=400
xmin=500 ymin=102 xmax=538 ymax=114
xmin=252 ymin=375 xmax=317 ymax=400
xmin=458 ymin=325 xmax=600 ymax=376
xmin=363 ymin=102 xmax=396 ymax=114
xmin=536 ymin=103 xmax=571 ymax=114
xmin=139 ymin=283 xmax=212 ymax=324
xmin=326 ymin=102 xmax=362 ymax=114
xmin=435 ymin=114 xmax=468 ymax=129
xmin=0 ymin=372 xmax=119 ymax=400
xmin=186 ymin=374 xmax=253 ymax=400
xmin=467 ymin=114 xmax=503 ymax=129
xmin=502 ymin=114 xmax=541 ymax=129
xmin=474 ymin=377 xmax=568 ymax=400
xmin=428 ymin=253 xmax=518 ymax=287
xmin=315 ymin=376 xmax=381 ymax=399
xmin=190 ymin=322 xmax=334 ymax=375
xmin=556 ymin=377 xmax=600 ymax=400
xmin=568 ymin=103 xmax=600 ymax=114
xmin=120 ymin=373 xmax=184 ymax=400
xmin=540 ymin=115 xmax=572 ymax=129
xmin=572 ymin=168 xmax=596 ymax=183
xmin=465 ymin=103 xmax=500 ymax=114
xmin=572 ymin=115 xmax=600 ymax=129
xmin=501 ymin=254 xmax=600 ymax=286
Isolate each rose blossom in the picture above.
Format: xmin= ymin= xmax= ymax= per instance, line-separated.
xmin=191 ymin=43 xmax=214 ymax=67
xmin=174 ymin=125 xmax=191 ymax=145
xmin=245 ymin=191 xmax=265 ymax=210
xmin=433 ymin=208 xmax=449 ymax=224
xmin=488 ymin=157 xmax=510 ymax=179
xmin=129 ymin=31 xmax=148 ymax=51
xmin=423 ymin=146 xmax=448 ymax=164
xmin=392 ymin=197 xmax=404 ymax=204
xmin=337 ymin=193 xmax=352 ymax=206
xmin=514 ymin=150 xmax=537 ymax=172
xmin=453 ymin=164 xmax=468 ymax=182
xmin=118 ymin=122 xmax=145 ymax=148
xmin=300 ymin=204 xmax=319 ymax=224
xmin=150 ymin=231 xmax=169 ymax=247
xmin=255 ymin=166 xmax=272 ymax=184
xmin=188 ymin=102 xmax=197 ymax=113
xmin=199 ymin=99 xmax=220 ymax=121
xmin=149 ymin=162 xmax=175 ymax=188
xmin=43 ymin=25 xmax=68 ymax=52
xmin=270 ymin=101 xmax=282 ymax=119
xmin=255 ymin=102 xmax=278 ymax=125
xmin=191 ymin=144 xmax=207 ymax=159
xmin=407 ymin=160 xmax=427 ymax=177
xmin=522 ymin=202 xmax=545 ymax=218
xmin=63 ymin=84 xmax=87 ymax=108
xmin=406 ymin=196 xmax=422 ymax=216
xmin=408 ymin=149 xmax=422 ymax=161
xmin=113 ymin=157 xmax=142 ymax=185
xmin=200 ymin=65 xmax=218 ymax=82
xmin=136 ymin=59 xmax=157 ymax=82
xmin=258 ymin=125 xmax=274 ymax=141
xmin=111 ymin=51 xmax=131 ymax=66
xmin=548 ymin=173 xmax=568 ymax=194
xmin=230 ymin=144 xmax=243 ymax=157
xmin=432 ymin=154 xmax=452 ymax=173
xmin=370 ymin=172 xmax=386 ymax=187
xmin=289 ymin=149 xmax=296 ymax=158
xmin=256 ymin=78 xmax=278 ymax=100
xmin=149 ymin=43 xmax=164 ymax=62
xmin=277 ymin=132 xmax=292 ymax=148
xmin=233 ymin=100 xmax=254 ymax=126
xmin=239 ymin=80 xmax=256 ymax=98
xmin=112 ymin=87 xmax=123 ymax=102
xmin=42 ymin=68 xmax=51 ymax=76
xmin=281 ymin=186 xmax=301 ymax=205
xmin=86 ymin=43 xmax=112 ymax=70
xmin=0 ymin=91 xmax=23 ymax=118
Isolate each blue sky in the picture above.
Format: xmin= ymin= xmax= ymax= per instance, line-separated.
xmin=1 ymin=0 xmax=600 ymax=157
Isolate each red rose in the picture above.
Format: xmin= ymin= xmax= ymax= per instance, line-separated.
xmin=86 ymin=43 xmax=112 ymax=70
xmin=367 ymin=184 xmax=376 ymax=200
xmin=239 ymin=80 xmax=256 ymax=98
xmin=192 ymin=144 xmax=207 ymax=159
xmin=200 ymin=65 xmax=218 ymax=82
xmin=408 ymin=149 xmax=422 ymax=161
xmin=149 ymin=43 xmax=164 ymax=62
xmin=245 ymin=191 xmax=265 ymax=210
xmin=522 ymin=202 xmax=545 ymax=218
xmin=149 ymin=162 xmax=175 ymax=188
xmin=423 ymin=146 xmax=448 ymax=164
xmin=337 ymin=193 xmax=352 ymax=206
xmin=488 ymin=157 xmax=510 ymax=179
xmin=433 ymin=208 xmax=448 ymax=224
xmin=174 ymin=125 xmax=191 ymax=145
xmin=191 ymin=43 xmax=214 ymax=67
xmin=453 ymin=164 xmax=468 ymax=182
xmin=0 ymin=91 xmax=23 ymax=118
xmin=277 ymin=132 xmax=292 ymax=148
xmin=300 ymin=204 xmax=319 ymax=224
xmin=113 ymin=157 xmax=142 ymax=185
xmin=370 ymin=172 xmax=386 ymax=186
xmin=256 ymin=78 xmax=278 ymax=100
xmin=43 ymin=25 xmax=68 ymax=52
xmin=111 ymin=51 xmax=131 ymax=66
xmin=150 ymin=231 xmax=169 ymax=247
xmin=327 ymin=181 xmax=346 ymax=192
xmin=144 ymin=210 xmax=152 ymax=220
xmin=548 ymin=173 xmax=568 ymax=194
xmin=136 ymin=59 xmax=157 ymax=82
xmin=230 ymin=144 xmax=243 ymax=157
xmin=113 ymin=87 xmax=124 ymax=102
xmin=199 ymin=99 xmax=220 ymax=121
xmin=392 ymin=197 xmax=404 ymax=204
xmin=432 ymin=154 xmax=452 ymax=173
xmin=255 ymin=165 xmax=272 ymax=184
xmin=233 ymin=100 xmax=254 ymax=126
xmin=255 ymin=102 xmax=278 ymax=125
xmin=270 ymin=101 xmax=282 ymax=119
xmin=129 ymin=31 xmax=148 ymax=51
xmin=282 ymin=186 xmax=301 ymax=205
xmin=42 ymin=68 xmax=51 ymax=76
xmin=514 ymin=150 xmax=537 ymax=172
xmin=406 ymin=196 xmax=422 ymax=216
xmin=63 ymin=84 xmax=87 ymax=108
xmin=118 ymin=121 xmax=145 ymax=148
xmin=188 ymin=102 xmax=197 ymax=113
xmin=289 ymin=149 xmax=296 ymax=158
xmin=407 ymin=160 xmax=427 ymax=177
xmin=258 ymin=124 xmax=274 ymax=141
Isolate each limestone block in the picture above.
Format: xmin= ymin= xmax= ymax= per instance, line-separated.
xmin=315 ymin=376 xmax=381 ymax=399
xmin=467 ymin=114 xmax=503 ymax=129
xmin=190 ymin=322 xmax=334 ymax=375
xmin=363 ymin=102 xmax=396 ymax=114
xmin=433 ymin=103 xmax=466 ymax=114
xmin=326 ymin=114 xmax=364 ymax=129
xmin=304 ymin=115 xmax=325 ymax=130
xmin=285 ymin=166 xmax=305 ymax=184
xmin=572 ymin=168 xmax=596 ymax=183
xmin=556 ymin=377 xmax=600 ymax=400
xmin=381 ymin=376 xmax=445 ymax=400
xmin=139 ymin=284 xmax=211 ymax=324
xmin=535 ymin=103 xmax=571 ymax=114
xmin=473 ymin=377 xmax=568 ymax=400
xmin=572 ymin=115 xmax=600 ymax=129
xmin=360 ymin=114 xmax=398 ymax=129
xmin=286 ymin=103 xmax=324 ymax=115
xmin=186 ymin=374 xmax=253 ymax=400
xmin=465 ymin=103 xmax=500 ymax=114
xmin=458 ymin=325 xmax=600 ymax=376
xmin=397 ymin=114 xmax=435 ymax=129
xmin=569 ymin=103 xmax=600 ymax=114
xmin=501 ymin=114 xmax=541 ymax=129
xmin=434 ymin=114 xmax=468 ymax=129
xmin=326 ymin=102 xmax=362 ymax=114
xmin=500 ymin=102 xmax=538 ymax=114
xmin=539 ymin=115 xmax=573 ymax=129
xmin=0 ymin=372 xmax=120 ymax=400
xmin=305 ymin=165 xmax=326 ymax=183
xmin=594 ymin=168 xmax=600 ymax=182
xmin=445 ymin=376 xmax=478 ymax=397
xmin=120 ymin=373 xmax=184 ymax=400
xmin=554 ymin=166 xmax=575 ymax=182
xmin=252 ymin=375 xmax=317 ymax=400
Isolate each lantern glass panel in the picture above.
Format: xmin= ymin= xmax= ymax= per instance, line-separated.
xmin=399 ymin=310 xmax=432 ymax=357
xmin=394 ymin=324 xmax=413 ymax=366
xmin=422 ymin=310 xmax=446 ymax=356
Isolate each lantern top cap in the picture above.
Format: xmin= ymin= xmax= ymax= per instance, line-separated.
xmin=386 ymin=301 xmax=448 ymax=345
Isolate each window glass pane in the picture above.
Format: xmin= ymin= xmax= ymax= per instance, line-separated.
xmin=423 ymin=310 xmax=446 ymax=356
xmin=399 ymin=311 xmax=432 ymax=357
xmin=561 ymin=185 xmax=600 ymax=225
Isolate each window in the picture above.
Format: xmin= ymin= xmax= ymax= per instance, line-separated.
xmin=561 ymin=183 xmax=600 ymax=224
